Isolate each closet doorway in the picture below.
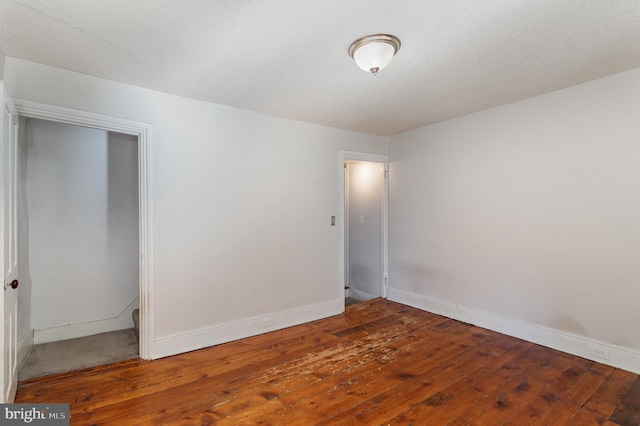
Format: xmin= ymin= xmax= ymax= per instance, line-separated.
xmin=17 ymin=118 xmax=140 ymax=379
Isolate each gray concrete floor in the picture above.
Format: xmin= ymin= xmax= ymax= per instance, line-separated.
xmin=19 ymin=329 xmax=139 ymax=381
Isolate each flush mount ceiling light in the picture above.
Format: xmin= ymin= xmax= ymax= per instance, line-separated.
xmin=348 ymin=34 xmax=401 ymax=75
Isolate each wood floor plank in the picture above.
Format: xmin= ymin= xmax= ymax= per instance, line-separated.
xmin=566 ymin=408 xmax=608 ymax=426
xmin=14 ymin=299 xmax=640 ymax=425
xmin=503 ymin=357 xmax=593 ymax=426
xmin=465 ymin=350 xmax=577 ymax=424
xmin=532 ymin=399 xmax=580 ymax=425
xmin=382 ymin=336 xmax=527 ymax=424
xmin=326 ymin=331 xmax=507 ymax=424
xmin=610 ymin=376 xmax=640 ymax=426
xmin=583 ymin=368 xmax=637 ymax=419
xmin=561 ymin=362 xmax=615 ymax=409
xmin=265 ymin=314 xmax=461 ymax=423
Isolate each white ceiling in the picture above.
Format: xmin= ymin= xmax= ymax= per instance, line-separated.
xmin=1 ymin=1 xmax=639 ymax=136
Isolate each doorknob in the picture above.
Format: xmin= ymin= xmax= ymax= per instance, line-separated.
xmin=4 ymin=279 xmax=18 ymax=290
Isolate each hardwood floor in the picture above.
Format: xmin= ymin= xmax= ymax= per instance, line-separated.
xmin=16 ymin=299 xmax=640 ymax=425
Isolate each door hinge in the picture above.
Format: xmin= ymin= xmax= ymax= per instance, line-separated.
xmin=384 ymin=170 xmax=388 ymax=178
xmin=385 ymin=277 xmax=388 ymax=287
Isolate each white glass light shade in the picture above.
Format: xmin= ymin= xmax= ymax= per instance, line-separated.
xmin=353 ymin=42 xmax=396 ymax=74
xmin=348 ymin=34 xmax=401 ymax=75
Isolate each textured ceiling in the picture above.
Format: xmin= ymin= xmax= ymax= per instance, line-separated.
xmin=1 ymin=0 xmax=639 ymax=136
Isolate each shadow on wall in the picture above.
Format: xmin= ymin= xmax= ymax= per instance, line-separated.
xmin=549 ymin=315 xmax=589 ymax=339
xmin=349 ymin=264 xmax=375 ymax=292
xmin=394 ymin=262 xmax=455 ymax=297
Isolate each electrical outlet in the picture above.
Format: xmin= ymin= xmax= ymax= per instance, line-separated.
xmin=262 ymin=318 xmax=274 ymax=328
xmin=590 ymin=345 xmax=610 ymax=360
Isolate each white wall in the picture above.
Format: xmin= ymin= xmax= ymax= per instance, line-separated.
xmin=0 ymin=51 xmax=5 ymax=80
xmin=388 ymin=67 xmax=640 ymax=373
xmin=24 ymin=119 xmax=139 ymax=343
xmin=2 ymin=57 xmax=387 ymax=357
xmin=347 ymin=161 xmax=384 ymax=299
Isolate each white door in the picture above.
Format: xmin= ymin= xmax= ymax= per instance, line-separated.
xmin=0 ymin=83 xmax=19 ymax=403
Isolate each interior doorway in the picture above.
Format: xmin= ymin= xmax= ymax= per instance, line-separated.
xmin=340 ymin=152 xmax=388 ymax=305
xmin=12 ymin=100 xmax=153 ymax=364
xmin=17 ymin=118 xmax=140 ymax=379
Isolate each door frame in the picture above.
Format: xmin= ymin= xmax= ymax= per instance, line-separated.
xmin=13 ymin=99 xmax=154 ymax=360
xmin=1 ymin=85 xmax=20 ymax=402
xmin=339 ymin=151 xmax=389 ymax=301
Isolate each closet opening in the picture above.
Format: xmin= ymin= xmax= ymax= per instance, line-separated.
xmin=17 ymin=118 xmax=140 ymax=380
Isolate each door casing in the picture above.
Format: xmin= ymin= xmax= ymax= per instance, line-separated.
xmin=1 ymin=84 xmax=19 ymax=402
xmin=12 ymin=99 xmax=154 ymax=361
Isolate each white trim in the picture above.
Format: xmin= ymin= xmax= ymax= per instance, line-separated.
xmin=388 ymin=287 xmax=640 ymax=374
xmin=12 ymin=100 xmax=147 ymax=136
xmin=339 ymin=151 xmax=389 ymax=301
xmin=33 ymin=298 xmax=139 ymax=344
xmin=153 ymin=298 xmax=343 ymax=359
xmin=344 ymin=162 xmax=350 ymax=288
xmin=349 ymin=288 xmax=378 ymax=302
xmin=17 ymin=330 xmax=33 ymax=371
xmin=12 ymin=99 xmax=154 ymax=360
xmin=382 ymin=164 xmax=389 ymax=299
xmin=2 ymin=85 xmax=20 ymax=403
xmin=341 ymin=152 xmax=389 ymax=163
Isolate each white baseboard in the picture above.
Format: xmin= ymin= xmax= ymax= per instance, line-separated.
xmin=152 ymin=298 xmax=344 ymax=360
xmin=387 ymin=287 xmax=640 ymax=375
xmin=17 ymin=330 xmax=33 ymax=369
xmin=349 ymin=288 xmax=378 ymax=301
xmin=34 ymin=297 xmax=139 ymax=344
